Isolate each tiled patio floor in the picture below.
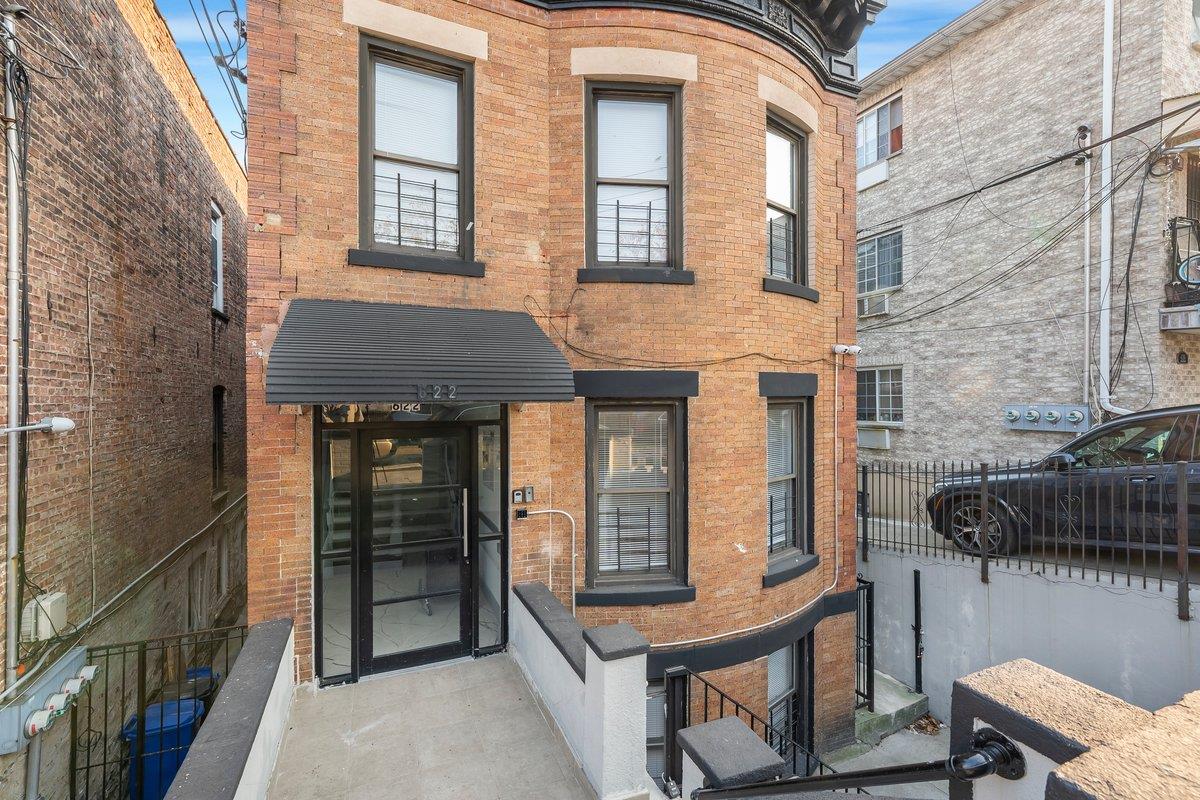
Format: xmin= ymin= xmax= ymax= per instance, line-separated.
xmin=268 ymin=654 xmax=594 ymax=800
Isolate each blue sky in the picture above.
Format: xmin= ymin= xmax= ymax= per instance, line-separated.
xmin=858 ymin=0 xmax=978 ymax=75
xmin=155 ymin=0 xmax=247 ymax=158
xmin=155 ymin=0 xmax=975 ymax=159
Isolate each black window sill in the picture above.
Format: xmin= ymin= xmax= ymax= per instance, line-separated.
xmin=576 ymin=583 xmax=696 ymax=607
xmin=211 ymin=488 xmax=230 ymax=509
xmin=578 ymin=267 xmax=695 ymax=285
xmin=211 ymin=308 xmax=229 ymax=323
xmin=348 ymin=248 xmax=485 ymax=277
xmin=763 ymin=277 xmax=819 ymax=302
xmin=762 ymin=552 xmax=819 ymax=588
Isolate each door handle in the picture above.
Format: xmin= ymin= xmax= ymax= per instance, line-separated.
xmin=1126 ymin=475 xmax=1157 ymax=483
xmin=462 ymin=488 xmax=469 ymax=559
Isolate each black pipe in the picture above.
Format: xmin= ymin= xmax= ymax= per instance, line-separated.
xmin=912 ymin=569 xmax=923 ymax=694
xmin=692 ymin=728 xmax=1025 ymax=800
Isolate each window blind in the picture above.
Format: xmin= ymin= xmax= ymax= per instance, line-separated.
xmin=597 ymin=98 xmax=669 ymax=181
xmin=375 ymin=61 xmax=458 ymax=165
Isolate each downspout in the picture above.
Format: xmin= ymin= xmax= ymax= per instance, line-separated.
xmin=1078 ymin=126 xmax=1091 ymax=412
xmin=1097 ymin=0 xmax=1133 ymax=416
xmin=3 ymin=5 xmax=22 ymax=690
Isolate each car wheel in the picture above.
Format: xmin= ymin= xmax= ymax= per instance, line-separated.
xmin=945 ymin=499 xmax=1017 ymax=556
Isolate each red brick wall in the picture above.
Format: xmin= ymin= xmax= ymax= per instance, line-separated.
xmin=0 ymin=0 xmax=247 ymax=675
xmin=248 ymin=0 xmax=857 ymax=746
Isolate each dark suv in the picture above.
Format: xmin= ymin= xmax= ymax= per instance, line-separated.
xmin=926 ymin=405 xmax=1200 ymax=555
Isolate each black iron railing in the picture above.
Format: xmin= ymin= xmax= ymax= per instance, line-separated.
xmin=662 ymin=667 xmax=861 ymax=794
xmin=766 ymin=214 xmax=795 ymax=281
xmin=596 ymin=200 xmax=669 ymax=265
xmin=855 ymin=577 xmax=874 ymax=712
xmin=373 ymin=176 xmax=460 ymax=253
xmin=70 ymin=625 xmax=249 ymax=800
xmin=858 ymin=459 xmax=1196 ymax=618
xmin=694 ymin=728 xmax=1027 ymax=799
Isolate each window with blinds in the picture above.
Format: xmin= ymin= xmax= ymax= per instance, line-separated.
xmin=587 ymin=84 xmax=680 ymax=269
xmin=767 ymin=401 xmax=808 ymax=555
xmin=594 ymin=406 xmax=674 ymax=575
xmin=364 ymin=43 xmax=470 ymax=258
xmin=767 ymin=644 xmax=796 ymax=753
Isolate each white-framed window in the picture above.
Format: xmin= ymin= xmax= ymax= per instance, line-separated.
xmin=210 ymin=202 xmax=224 ymax=313
xmin=857 ymin=367 xmax=904 ymax=424
xmin=857 ymin=230 xmax=902 ymax=296
xmin=856 ymin=96 xmax=903 ymax=169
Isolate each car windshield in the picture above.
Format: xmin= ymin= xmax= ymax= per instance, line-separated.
xmin=1066 ymin=416 xmax=1179 ymax=467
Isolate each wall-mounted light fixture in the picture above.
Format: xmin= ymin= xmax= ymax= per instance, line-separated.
xmin=0 ymin=417 xmax=74 ymax=436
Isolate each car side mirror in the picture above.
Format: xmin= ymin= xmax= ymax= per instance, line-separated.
xmin=1045 ymin=453 xmax=1076 ymax=471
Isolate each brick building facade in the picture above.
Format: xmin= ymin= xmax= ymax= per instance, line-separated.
xmin=0 ymin=0 xmax=246 ymax=794
xmin=855 ymin=0 xmax=1200 ymax=464
xmin=247 ymin=0 xmax=878 ymax=774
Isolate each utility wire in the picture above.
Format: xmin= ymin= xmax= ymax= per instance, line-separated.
xmin=857 ymin=96 xmax=1200 ymax=237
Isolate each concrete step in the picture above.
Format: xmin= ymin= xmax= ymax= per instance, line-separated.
xmin=855 ymin=671 xmax=929 ymax=745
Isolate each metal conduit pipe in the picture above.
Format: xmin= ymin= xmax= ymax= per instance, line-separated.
xmin=524 ymin=509 xmax=578 ymax=615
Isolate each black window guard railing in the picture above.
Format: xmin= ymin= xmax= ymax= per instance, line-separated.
xmin=767 ymin=214 xmax=795 ymax=281
xmin=373 ymin=176 xmax=459 ymax=253
xmin=662 ymin=667 xmax=860 ymax=794
xmin=767 ymin=492 xmax=796 ymax=554
xmin=596 ymin=200 xmax=669 ymax=265
xmin=1168 ymin=217 xmax=1200 ymax=307
xmin=597 ymin=506 xmax=670 ymax=573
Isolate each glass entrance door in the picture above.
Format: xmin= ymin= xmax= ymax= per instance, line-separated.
xmin=315 ymin=405 xmax=509 ymax=684
xmin=360 ymin=428 xmax=471 ymax=671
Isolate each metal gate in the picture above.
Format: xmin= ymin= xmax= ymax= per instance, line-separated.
xmin=855 ymin=577 xmax=875 ymax=712
xmin=69 ymin=625 xmax=247 ymax=800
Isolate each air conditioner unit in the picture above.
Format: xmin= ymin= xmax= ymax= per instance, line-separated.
xmin=857 ymin=294 xmax=890 ymax=318
xmin=1159 ymin=304 xmax=1200 ymax=333
xmin=21 ymin=592 xmax=66 ymax=642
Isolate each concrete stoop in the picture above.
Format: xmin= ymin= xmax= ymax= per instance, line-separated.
xmin=854 ymin=671 xmax=929 ymax=745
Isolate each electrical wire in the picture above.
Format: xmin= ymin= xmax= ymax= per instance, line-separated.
xmin=859 ymin=140 xmax=1154 ymax=333
xmin=183 ymin=0 xmax=247 ymax=137
xmin=856 ymin=96 xmax=1200 ymax=237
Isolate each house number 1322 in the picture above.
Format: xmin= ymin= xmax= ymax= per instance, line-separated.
xmin=416 ymin=384 xmax=457 ymax=400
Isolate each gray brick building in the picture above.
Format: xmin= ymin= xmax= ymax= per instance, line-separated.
xmin=855 ymin=0 xmax=1200 ymax=463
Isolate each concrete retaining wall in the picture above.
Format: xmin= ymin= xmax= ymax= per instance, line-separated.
xmin=860 ymin=547 xmax=1199 ymax=720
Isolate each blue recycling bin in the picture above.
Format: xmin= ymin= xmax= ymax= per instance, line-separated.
xmin=121 ymin=698 xmax=204 ymax=800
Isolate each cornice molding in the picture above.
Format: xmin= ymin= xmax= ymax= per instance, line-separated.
xmin=519 ymin=0 xmax=884 ymax=96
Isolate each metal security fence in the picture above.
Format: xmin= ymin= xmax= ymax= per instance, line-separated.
xmin=69 ymin=625 xmax=248 ymax=800
xmin=858 ymin=460 xmax=1197 ymax=619
xmin=855 ymin=578 xmax=874 ymax=713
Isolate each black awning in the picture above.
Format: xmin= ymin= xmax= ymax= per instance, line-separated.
xmin=265 ymin=299 xmax=575 ymax=404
